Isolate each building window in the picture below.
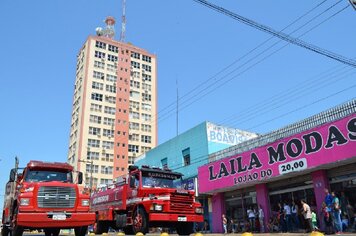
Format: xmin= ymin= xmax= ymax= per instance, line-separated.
xmin=182 ymin=148 xmax=190 ymax=166
xmin=108 ymin=44 xmax=118 ymax=53
xmin=103 ymin=117 xmax=115 ymax=126
xmin=131 ymin=52 xmax=140 ymax=59
xmin=130 ymin=80 xmax=140 ymax=89
xmin=129 ymin=122 xmax=140 ymax=130
xmin=129 ymin=112 xmax=140 ymax=119
xmin=128 ymin=144 xmax=139 ymax=153
xmin=88 ymin=139 xmax=100 ymax=148
xmin=105 ymin=95 xmax=116 ymax=104
xmin=103 ymin=129 xmax=114 ymax=138
xmin=142 ymin=93 xmax=151 ymax=102
xmin=89 ymin=115 xmax=101 ymax=124
xmin=104 ymin=106 xmax=116 ymax=115
xmin=142 ymin=64 xmax=151 ymax=72
xmin=141 ymin=124 xmax=151 ymax=132
xmin=142 ymin=83 xmax=151 ymax=91
xmin=130 ymin=91 xmax=140 ymax=99
xmin=129 ymin=133 xmax=139 ymax=141
xmin=142 ymin=55 xmax=151 ymax=63
xmin=93 ymin=71 xmax=105 ymax=80
xmin=142 ymin=114 xmax=151 ymax=122
xmin=87 ymin=151 xmax=99 ymax=160
xmin=128 ymin=156 xmax=134 ymax=165
xmin=89 ymin=127 xmax=101 ymax=136
xmin=142 ymin=74 xmax=151 ymax=82
xmin=95 ymin=41 xmax=106 ymax=49
xmin=102 ymin=141 xmax=114 ymax=150
xmin=131 ymin=61 xmax=141 ymax=69
xmin=107 ymin=63 xmax=117 ymax=72
xmin=101 ymin=153 xmax=114 ymax=162
xmin=91 ymin=93 xmax=103 ymax=101
xmin=141 ymin=135 xmax=151 ymax=143
xmin=141 ymin=103 xmax=151 ymax=111
xmin=108 ymin=54 xmax=118 ymax=62
xmin=161 ymin=158 xmax=168 ymax=168
xmin=106 ymin=74 xmax=117 ymax=82
xmin=92 ymin=82 xmax=103 ymax=90
xmin=142 ymin=146 xmax=151 ymax=153
xmin=86 ymin=164 xmax=99 ymax=174
xmin=100 ymin=178 xmax=113 ymax=185
xmin=94 ymin=51 xmax=106 ymax=59
xmin=90 ymin=103 xmax=102 ymax=112
xmin=94 ymin=61 xmax=105 ymax=69
xmin=106 ymin=85 xmax=116 ymax=93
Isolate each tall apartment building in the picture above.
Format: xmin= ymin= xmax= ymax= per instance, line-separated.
xmin=67 ymin=17 xmax=157 ymax=188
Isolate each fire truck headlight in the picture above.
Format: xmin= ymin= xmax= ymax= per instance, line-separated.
xmin=153 ymin=204 xmax=163 ymax=211
xmin=195 ymin=207 xmax=204 ymax=214
xmin=81 ymin=199 xmax=90 ymax=206
xmin=20 ymin=198 xmax=30 ymax=206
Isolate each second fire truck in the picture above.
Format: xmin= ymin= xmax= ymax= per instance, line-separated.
xmin=90 ymin=165 xmax=203 ymax=235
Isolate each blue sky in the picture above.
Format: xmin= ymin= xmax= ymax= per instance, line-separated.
xmin=0 ymin=0 xmax=355 ymax=208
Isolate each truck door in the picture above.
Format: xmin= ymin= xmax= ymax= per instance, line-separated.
xmin=127 ymin=173 xmax=139 ymax=200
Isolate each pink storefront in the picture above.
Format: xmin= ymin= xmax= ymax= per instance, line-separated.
xmin=198 ymin=101 xmax=356 ymax=233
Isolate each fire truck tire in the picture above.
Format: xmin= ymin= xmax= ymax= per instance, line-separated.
xmin=1 ymin=225 xmax=10 ymax=236
xmin=93 ymin=221 xmax=109 ymax=234
xmin=176 ymin=222 xmax=194 ymax=236
xmin=11 ymin=207 xmax=23 ymax=236
xmin=132 ymin=207 xmax=148 ymax=235
xmin=44 ymin=228 xmax=60 ymax=236
xmin=74 ymin=226 xmax=88 ymax=236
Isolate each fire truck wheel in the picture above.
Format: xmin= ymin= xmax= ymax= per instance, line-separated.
xmin=93 ymin=221 xmax=109 ymax=234
xmin=176 ymin=222 xmax=194 ymax=236
xmin=74 ymin=226 xmax=88 ymax=236
xmin=44 ymin=228 xmax=60 ymax=236
xmin=132 ymin=206 xmax=148 ymax=235
xmin=11 ymin=207 xmax=23 ymax=236
xmin=1 ymin=225 xmax=10 ymax=236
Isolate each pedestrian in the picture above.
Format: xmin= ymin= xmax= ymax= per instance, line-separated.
xmin=258 ymin=205 xmax=265 ymax=233
xmin=322 ymin=202 xmax=333 ymax=234
xmin=247 ymin=206 xmax=256 ymax=232
xmin=325 ymin=188 xmax=334 ymax=210
xmin=291 ymin=201 xmax=300 ymax=231
xmin=222 ymin=214 xmax=228 ymax=234
xmin=301 ymin=199 xmax=313 ymax=233
xmin=284 ymin=202 xmax=292 ymax=232
xmin=278 ymin=202 xmax=286 ymax=232
xmin=332 ymin=191 xmax=342 ymax=234
xmin=311 ymin=210 xmax=318 ymax=231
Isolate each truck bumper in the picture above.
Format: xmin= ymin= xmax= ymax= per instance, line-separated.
xmin=17 ymin=212 xmax=95 ymax=228
xmin=149 ymin=213 xmax=203 ymax=222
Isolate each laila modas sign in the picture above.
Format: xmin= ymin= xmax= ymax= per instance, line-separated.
xmin=198 ymin=115 xmax=356 ymax=193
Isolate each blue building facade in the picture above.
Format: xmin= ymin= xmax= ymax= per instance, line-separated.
xmin=135 ymin=121 xmax=257 ymax=231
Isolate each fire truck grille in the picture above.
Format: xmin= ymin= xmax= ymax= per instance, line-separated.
xmin=170 ymin=194 xmax=194 ymax=213
xmin=37 ymin=186 xmax=76 ymax=208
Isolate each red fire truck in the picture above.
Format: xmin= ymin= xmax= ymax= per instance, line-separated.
xmin=90 ymin=165 xmax=203 ymax=235
xmin=1 ymin=158 xmax=95 ymax=236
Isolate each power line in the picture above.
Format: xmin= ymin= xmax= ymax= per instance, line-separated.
xmin=151 ymin=0 xmax=333 ymax=126
xmin=193 ymin=0 xmax=355 ymax=67
xmin=158 ymin=3 xmax=351 ymax=126
xmin=156 ymin=1 xmax=349 ymax=125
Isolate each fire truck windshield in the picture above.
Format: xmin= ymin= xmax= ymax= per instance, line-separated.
xmin=141 ymin=171 xmax=182 ymax=189
xmin=24 ymin=170 xmax=73 ymax=183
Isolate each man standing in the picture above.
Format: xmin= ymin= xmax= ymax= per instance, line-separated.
xmin=291 ymin=201 xmax=299 ymax=231
xmin=332 ymin=191 xmax=342 ymax=234
xmin=284 ymin=202 xmax=292 ymax=232
xmin=301 ymin=199 xmax=313 ymax=233
xmin=222 ymin=214 xmax=227 ymax=234
xmin=258 ymin=205 xmax=265 ymax=233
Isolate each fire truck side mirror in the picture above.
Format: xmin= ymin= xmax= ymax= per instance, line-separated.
xmin=9 ymin=168 xmax=16 ymax=182
xmin=78 ymin=172 xmax=83 ymax=184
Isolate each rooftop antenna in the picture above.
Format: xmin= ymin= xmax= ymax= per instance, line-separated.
xmin=120 ymin=0 xmax=126 ymax=42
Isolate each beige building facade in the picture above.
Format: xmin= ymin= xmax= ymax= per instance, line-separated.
xmin=67 ymin=31 xmax=157 ymax=188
